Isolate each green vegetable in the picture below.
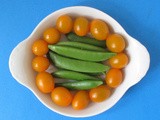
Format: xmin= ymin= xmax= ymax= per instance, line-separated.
xmin=56 ymin=41 xmax=106 ymax=51
xmin=49 ymin=51 xmax=110 ymax=73
xmin=48 ymin=45 xmax=116 ymax=62
xmin=56 ymin=80 xmax=103 ymax=90
xmin=52 ymin=70 xmax=102 ymax=81
xmin=89 ymin=72 xmax=106 ymax=76
xmin=67 ymin=32 xmax=106 ymax=48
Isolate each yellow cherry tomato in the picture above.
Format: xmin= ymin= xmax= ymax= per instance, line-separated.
xmin=105 ymin=68 xmax=123 ymax=88
xmin=32 ymin=40 xmax=48 ymax=56
xmin=43 ymin=28 xmax=61 ymax=44
xmin=36 ymin=72 xmax=55 ymax=93
xmin=56 ymin=15 xmax=73 ymax=34
xmin=32 ymin=56 xmax=50 ymax=72
xmin=72 ymin=91 xmax=90 ymax=110
xmin=109 ymin=53 xmax=129 ymax=69
xmin=90 ymin=19 xmax=109 ymax=40
xmin=89 ymin=85 xmax=111 ymax=102
xmin=74 ymin=17 xmax=89 ymax=36
xmin=106 ymin=34 xmax=126 ymax=52
xmin=51 ymin=87 xmax=72 ymax=107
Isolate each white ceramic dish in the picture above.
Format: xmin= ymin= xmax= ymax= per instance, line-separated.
xmin=9 ymin=6 xmax=150 ymax=117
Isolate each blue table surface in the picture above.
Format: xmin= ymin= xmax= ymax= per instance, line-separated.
xmin=1 ymin=0 xmax=160 ymax=120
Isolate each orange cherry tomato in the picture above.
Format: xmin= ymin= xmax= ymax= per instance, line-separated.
xmin=89 ymin=85 xmax=111 ymax=102
xmin=74 ymin=17 xmax=89 ymax=36
xmin=90 ymin=19 xmax=109 ymax=40
xmin=43 ymin=28 xmax=61 ymax=44
xmin=109 ymin=53 xmax=129 ymax=69
xmin=106 ymin=34 xmax=126 ymax=53
xmin=51 ymin=87 xmax=72 ymax=107
xmin=105 ymin=68 xmax=123 ymax=88
xmin=56 ymin=15 xmax=73 ymax=34
xmin=32 ymin=40 xmax=48 ymax=56
xmin=36 ymin=72 xmax=55 ymax=93
xmin=72 ymin=91 xmax=90 ymax=110
xmin=32 ymin=56 xmax=50 ymax=72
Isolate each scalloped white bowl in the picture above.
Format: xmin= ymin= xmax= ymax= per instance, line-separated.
xmin=9 ymin=6 xmax=150 ymax=117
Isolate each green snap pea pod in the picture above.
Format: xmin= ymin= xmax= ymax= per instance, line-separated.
xmin=89 ymin=72 xmax=106 ymax=76
xmin=56 ymin=80 xmax=103 ymax=90
xmin=56 ymin=41 xmax=106 ymax=51
xmin=67 ymin=32 xmax=106 ymax=48
xmin=48 ymin=45 xmax=116 ymax=62
xmin=49 ymin=51 xmax=110 ymax=73
xmin=52 ymin=70 xmax=102 ymax=81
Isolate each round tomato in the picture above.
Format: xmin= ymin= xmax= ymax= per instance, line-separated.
xmin=106 ymin=34 xmax=126 ymax=53
xmin=56 ymin=15 xmax=73 ymax=34
xmin=90 ymin=19 xmax=109 ymax=40
xmin=51 ymin=87 xmax=72 ymax=107
xmin=109 ymin=53 xmax=129 ymax=69
xmin=32 ymin=40 xmax=48 ymax=56
xmin=89 ymin=85 xmax=111 ymax=102
xmin=32 ymin=56 xmax=50 ymax=72
xmin=74 ymin=17 xmax=89 ymax=36
xmin=43 ymin=28 xmax=61 ymax=44
xmin=105 ymin=68 xmax=123 ymax=88
xmin=36 ymin=72 xmax=55 ymax=93
xmin=72 ymin=91 xmax=90 ymax=110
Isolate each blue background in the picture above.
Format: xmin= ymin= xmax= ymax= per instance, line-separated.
xmin=1 ymin=0 xmax=160 ymax=120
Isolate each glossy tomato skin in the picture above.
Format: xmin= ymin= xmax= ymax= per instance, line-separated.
xmin=36 ymin=72 xmax=55 ymax=93
xmin=32 ymin=40 xmax=48 ymax=56
xmin=43 ymin=28 xmax=61 ymax=44
xmin=51 ymin=87 xmax=72 ymax=107
xmin=105 ymin=68 xmax=123 ymax=88
xmin=72 ymin=91 xmax=90 ymax=110
xmin=109 ymin=53 xmax=129 ymax=69
xmin=56 ymin=15 xmax=73 ymax=34
xmin=32 ymin=56 xmax=50 ymax=72
xmin=89 ymin=85 xmax=111 ymax=102
xmin=74 ymin=17 xmax=89 ymax=36
xmin=90 ymin=19 xmax=109 ymax=40
xmin=106 ymin=34 xmax=126 ymax=53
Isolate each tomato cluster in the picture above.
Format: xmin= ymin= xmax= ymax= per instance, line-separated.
xmin=31 ymin=14 xmax=129 ymax=110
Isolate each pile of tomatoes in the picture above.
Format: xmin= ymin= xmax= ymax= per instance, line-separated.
xmin=31 ymin=15 xmax=129 ymax=110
